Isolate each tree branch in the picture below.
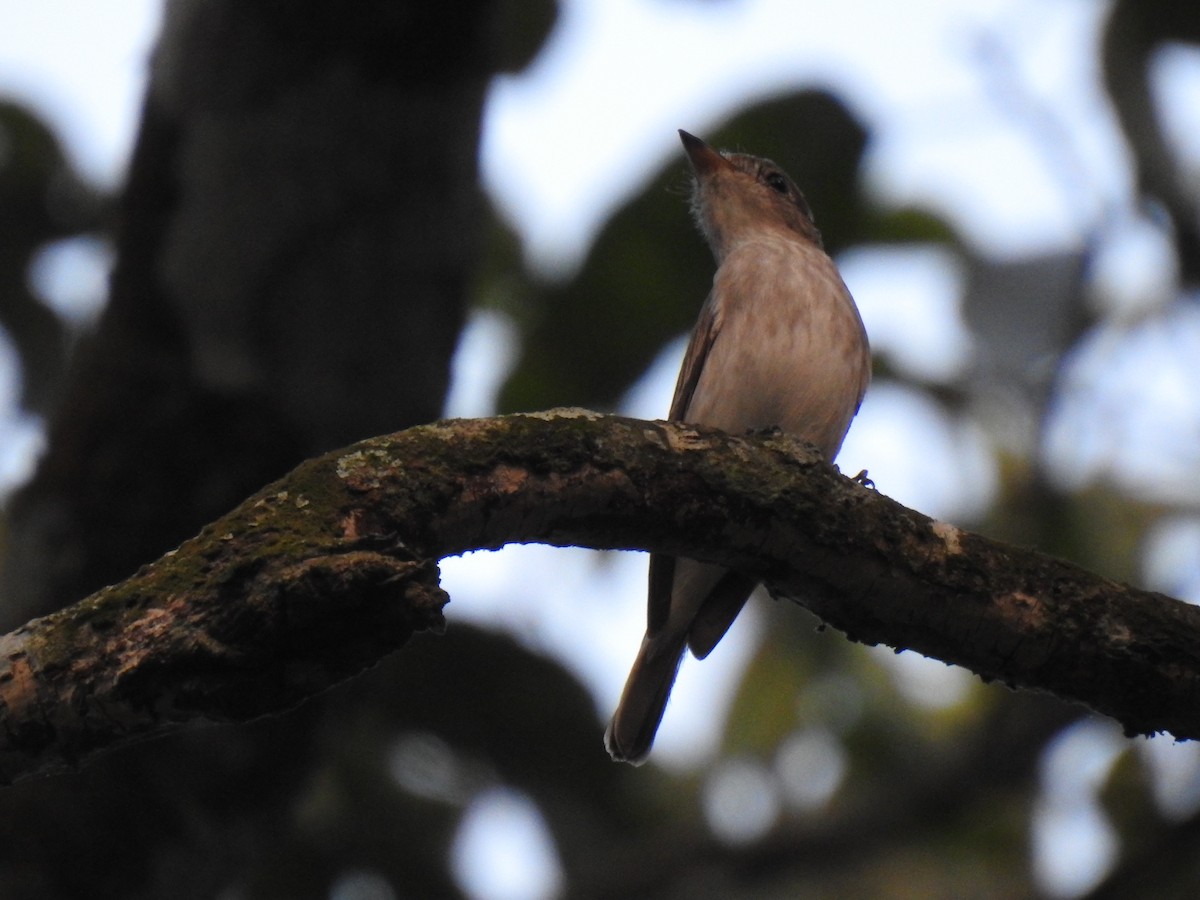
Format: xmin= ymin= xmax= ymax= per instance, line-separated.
xmin=1 ymin=409 xmax=1197 ymax=784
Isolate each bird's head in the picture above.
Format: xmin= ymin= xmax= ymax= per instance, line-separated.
xmin=679 ymin=129 xmax=821 ymax=261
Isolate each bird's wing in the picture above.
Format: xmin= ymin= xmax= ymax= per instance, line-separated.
xmin=668 ymin=289 xmax=721 ymax=422
xmin=646 ymin=291 xmax=723 ymax=634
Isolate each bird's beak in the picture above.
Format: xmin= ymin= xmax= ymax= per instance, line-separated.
xmin=679 ymin=130 xmax=730 ymax=177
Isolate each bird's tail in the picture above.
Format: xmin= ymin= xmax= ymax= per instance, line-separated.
xmin=604 ymin=635 xmax=686 ymax=765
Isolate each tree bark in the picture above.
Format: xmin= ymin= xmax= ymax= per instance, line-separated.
xmin=1 ymin=409 xmax=1197 ymax=785
xmin=1 ymin=0 xmax=494 ymax=629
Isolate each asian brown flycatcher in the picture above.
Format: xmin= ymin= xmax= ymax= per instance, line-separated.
xmin=605 ymin=130 xmax=871 ymax=764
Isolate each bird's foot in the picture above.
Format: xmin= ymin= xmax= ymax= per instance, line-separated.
xmin=748 ymin=424 xmax=785 ymax=437
xmin=851 ymin=469 xmax=875 ymax=489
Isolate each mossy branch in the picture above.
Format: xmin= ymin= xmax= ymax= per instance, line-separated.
xmin=0 ymin=409 xmax=1198 ymax=784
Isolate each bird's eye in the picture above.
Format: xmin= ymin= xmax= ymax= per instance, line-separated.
xmin=765 ymin=172 xmax=789 ymax=194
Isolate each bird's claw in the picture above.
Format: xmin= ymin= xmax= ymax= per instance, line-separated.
xmin=748 ymin=424 xmax=785 ymax=438
xmin=851 ymin=469 xmax=875 ymax=489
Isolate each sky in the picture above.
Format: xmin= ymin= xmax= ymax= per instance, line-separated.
xmin=484 ymin=0 xmax=1124 ymax=269
xmin=4 ymin=1 xmax=1200 ymax=898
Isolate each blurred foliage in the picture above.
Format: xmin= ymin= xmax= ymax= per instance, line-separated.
xmin=0 ymin=100 xmax=103 ymax=414
xmin=477 ymin=0 xmax=1200 ymax=896
xmin=494 ymin=0 xmax=559 ymax=73
xmin=1 ymin=0 xmax=1200 ymax=898
xmin=495 ymin=91 xmax=954 ymax=413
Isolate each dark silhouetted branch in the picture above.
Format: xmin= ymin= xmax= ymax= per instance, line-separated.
xmin=1 ymin=409 xmax=1198 ymax=784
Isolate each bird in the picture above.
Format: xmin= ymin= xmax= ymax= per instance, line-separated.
xmin=604 ymin=130 xmax=871 ymax=764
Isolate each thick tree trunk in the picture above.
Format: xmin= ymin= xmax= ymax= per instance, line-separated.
xmin=1 ymin=0 xmax=491 ymax=628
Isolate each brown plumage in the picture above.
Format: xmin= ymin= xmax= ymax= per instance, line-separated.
xmin=605 ymin=130 xmax=871 ymax=764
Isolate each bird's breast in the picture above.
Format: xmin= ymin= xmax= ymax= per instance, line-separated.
xmin=685 ymin=238 xmax=869 ymax=460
